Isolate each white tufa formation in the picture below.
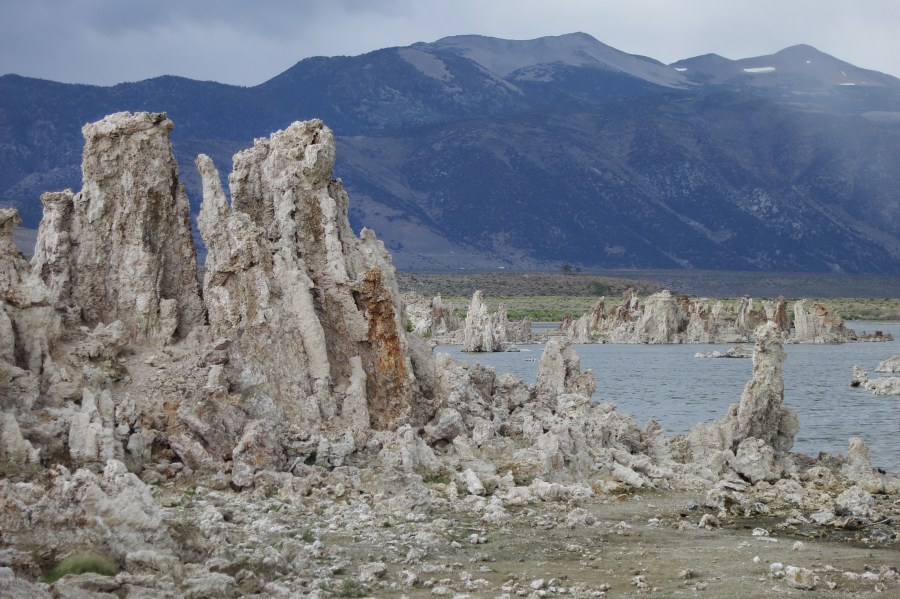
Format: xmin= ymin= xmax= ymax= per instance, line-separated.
xmin=31 ymin=112 xmax=205 ymax=344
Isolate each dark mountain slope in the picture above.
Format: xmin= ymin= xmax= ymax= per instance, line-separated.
xmin=2 ymin=33 xmax=899 ymax=272
xmin=339 ymin=90 xmax=899 ymax=271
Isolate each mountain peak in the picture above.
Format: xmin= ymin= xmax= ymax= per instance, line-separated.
xmin=773 ymin=43 xmax=827 ymax=57
xmin=673 ymin=43 xmax=899 ymax=89
xmin=420 ymin=32 xmax=688 ymax=88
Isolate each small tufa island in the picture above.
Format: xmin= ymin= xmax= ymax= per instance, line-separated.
xmin=0 ymin=112 xmax=898 ymax=597
xmin=404 ymin=288 xmax=892 ymax=351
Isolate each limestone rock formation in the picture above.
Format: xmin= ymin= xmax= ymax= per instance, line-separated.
xmin=694 ymin=344 xmax=753 ymax=359
xmin=461 ymin=290 xmax=531 ymax=351
xmin=791 ymin=299 xmax=853 ymax=344
xmin=404 ymin=293 xmax=462 ymax=341
xmin=865 ymin=376 xmax=900 ymax=396
xmin=559 ymin=290 xmax=780 ymax=344
xmin=420 ymin=338 xmax=674 ymax=488
xmin=842 ymin=437 xmax=888 ymax=493
xmin=0 ymin=209 xmax=29 ymax=295
xmin=559 ymin=297 xmax=606 ymax=343
xmin=533 ymin=339 xmax=596 ymax=403
xmin=31 ymin=112 xmax=205 ymax=344
xmin=875 ymin=355 xmax=900 ymax=373
xmin=850 ymin=364 xmax=900 ymax=396
xmin=733 ymin=322 xmax=796 ymax=451
xmin=558 ymin=292 xmax=861 ymax=345
xmin=0 ymin=208 xmax=59 ymax=413
xmin=633 ymin=290 xmax=681 ymax=343
xmin=0 ymin=460 xmax=175 ymax=573
xmin=195 ymin=119 xmax=429 ymax=479
xmin=850 ymin=365 xmax=869 ymax=388
xmin=0 ymin=412 xmax=40 ymax=476
xmin=679 ymin=322 xmax=798 ymax=482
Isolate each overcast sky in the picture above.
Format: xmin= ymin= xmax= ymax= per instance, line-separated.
xmin=2 ymin=0 xmax=898 ymax=86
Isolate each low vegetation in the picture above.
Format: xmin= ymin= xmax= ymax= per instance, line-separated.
xmin=398 ymin=273 xmax=900 ymax=321
xmin=439 ymin=295 xmax=619 ymax=321
xmin=42 ymin=553 xmax=118 ymax=584
xmin=396 ymin=272 xmax=661 ymax=298
xmin=817 ymin=298 xmax=900 ymax=321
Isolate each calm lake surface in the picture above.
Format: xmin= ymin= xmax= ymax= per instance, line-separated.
xmin=438 ymin=321 xmax=900 ymax=472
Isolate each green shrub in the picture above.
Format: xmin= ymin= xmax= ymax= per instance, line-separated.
xmin=423 ymin=473 xmax=452 ymax=485
xmin=339 ymin=579 xmax=369 ymax=597
xmin=587 ymin=281 xmax=612 ymax=296
xmin=43 ymin=553 xmax=118 ymax=584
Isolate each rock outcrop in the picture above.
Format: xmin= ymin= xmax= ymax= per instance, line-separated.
xmin=875 ymin=355 xmax=900 ymax=373
xmin=0 ymin=115 xmax=434 ymax=485
xmin=791 ymin=299 xmax=854 ymax=344
xmin=851 ymin=364 xmax=900 ymax=396
xmin=461 ymin=290 xmax=531 ymax=351
xmin=559 ymin=290 xmax=782 ymax=344
xmin=677 ymin=322 xmax=798 ymax=483
xmin=31 ymin=112 xmax=205 ymax=345
xmin=192 ymin=120 xmax=430 ymax=480
xmin=559 ymin=291 xmax=860 ymax=345
xmin=0 ymin=209 xmax=59 ymax=391
xmin=694 ymin=344 xmax=753 ymax=359
xmin=418 ymin=338 xmax=674 ymax=488
xmin=404 ymin=292 xmax=462 ymax=341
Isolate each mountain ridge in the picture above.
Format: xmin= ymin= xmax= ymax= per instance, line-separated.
xmin=1 ymin=33 xmax=899 ymax=273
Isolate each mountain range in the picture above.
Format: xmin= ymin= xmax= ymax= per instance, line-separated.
xmin=2 ymin=32 xmax=899 ymax=272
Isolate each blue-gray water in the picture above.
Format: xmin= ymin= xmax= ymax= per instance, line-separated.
xmin=438 ymin=321 xmax=900 ymax=472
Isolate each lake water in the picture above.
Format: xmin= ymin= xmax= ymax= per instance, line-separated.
xmin=437 ymin=321 xmax=900 ymax=472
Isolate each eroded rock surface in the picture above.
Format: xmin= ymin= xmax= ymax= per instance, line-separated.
xmin=676 ymin=322 xmax=799 ymax=484
xmin=31 ymin=112 xmax=204 ymax=345
xmin=461 ymin=290 xmax=531 ymax=351
xmin=405 ymin=292 xmax=462 ymax=341
xmin=851 ymin=363 xmax=900 ymax=396
xmin=193 ymin=120 xmax=430 ymax=481
xmin=792 ymin=299 xmax=854 ymax=344
xmin=559 ymin=291 xmax=859 ymax=344
xmin=875 ymin=355 xmax=900 ymax=373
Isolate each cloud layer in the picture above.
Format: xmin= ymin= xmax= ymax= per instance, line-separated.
xmin=2 ymin=0 xmax=898 ymax=85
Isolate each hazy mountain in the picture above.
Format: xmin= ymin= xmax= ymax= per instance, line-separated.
xmin=2 ymin=33 xmax=899 ymax=272
xmin=419 ymin=32 xmax=688 ymax=87
xmin=671 ymin=44 xmax=900 ymax=115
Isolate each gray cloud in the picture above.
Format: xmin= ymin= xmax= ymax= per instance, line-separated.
xmin=1 ymin=0 xmax=898 ymax=86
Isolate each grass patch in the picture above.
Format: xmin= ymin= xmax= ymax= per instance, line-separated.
xmin=423 ymin=473 xmax=453 ymax=485
xmin=447 ymin=295 xmax=900 ymax=323
xmin=42 ymin=553 xmax=118 ymax=584
xmin=514 ymin=472 xmax=536 ymax=487
xmin=398 ymin=271 xmax=900 ymax=322
xmin=338 ymin=580 xmax=370 ymax=598
xmin=318 ymin=579 xmax=370 ymax=598
xmin=446 ymin=295 xmax=618 ymax=322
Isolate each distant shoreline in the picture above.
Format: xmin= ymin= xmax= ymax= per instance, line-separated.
xmin=397 ymin=270 xmax=900 ymax=300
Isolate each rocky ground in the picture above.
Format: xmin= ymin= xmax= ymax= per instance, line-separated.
xmin=152 ymin=478 xmax=897 ymax=599
xmin=3 ymin=464 xmax=898 ymax=598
